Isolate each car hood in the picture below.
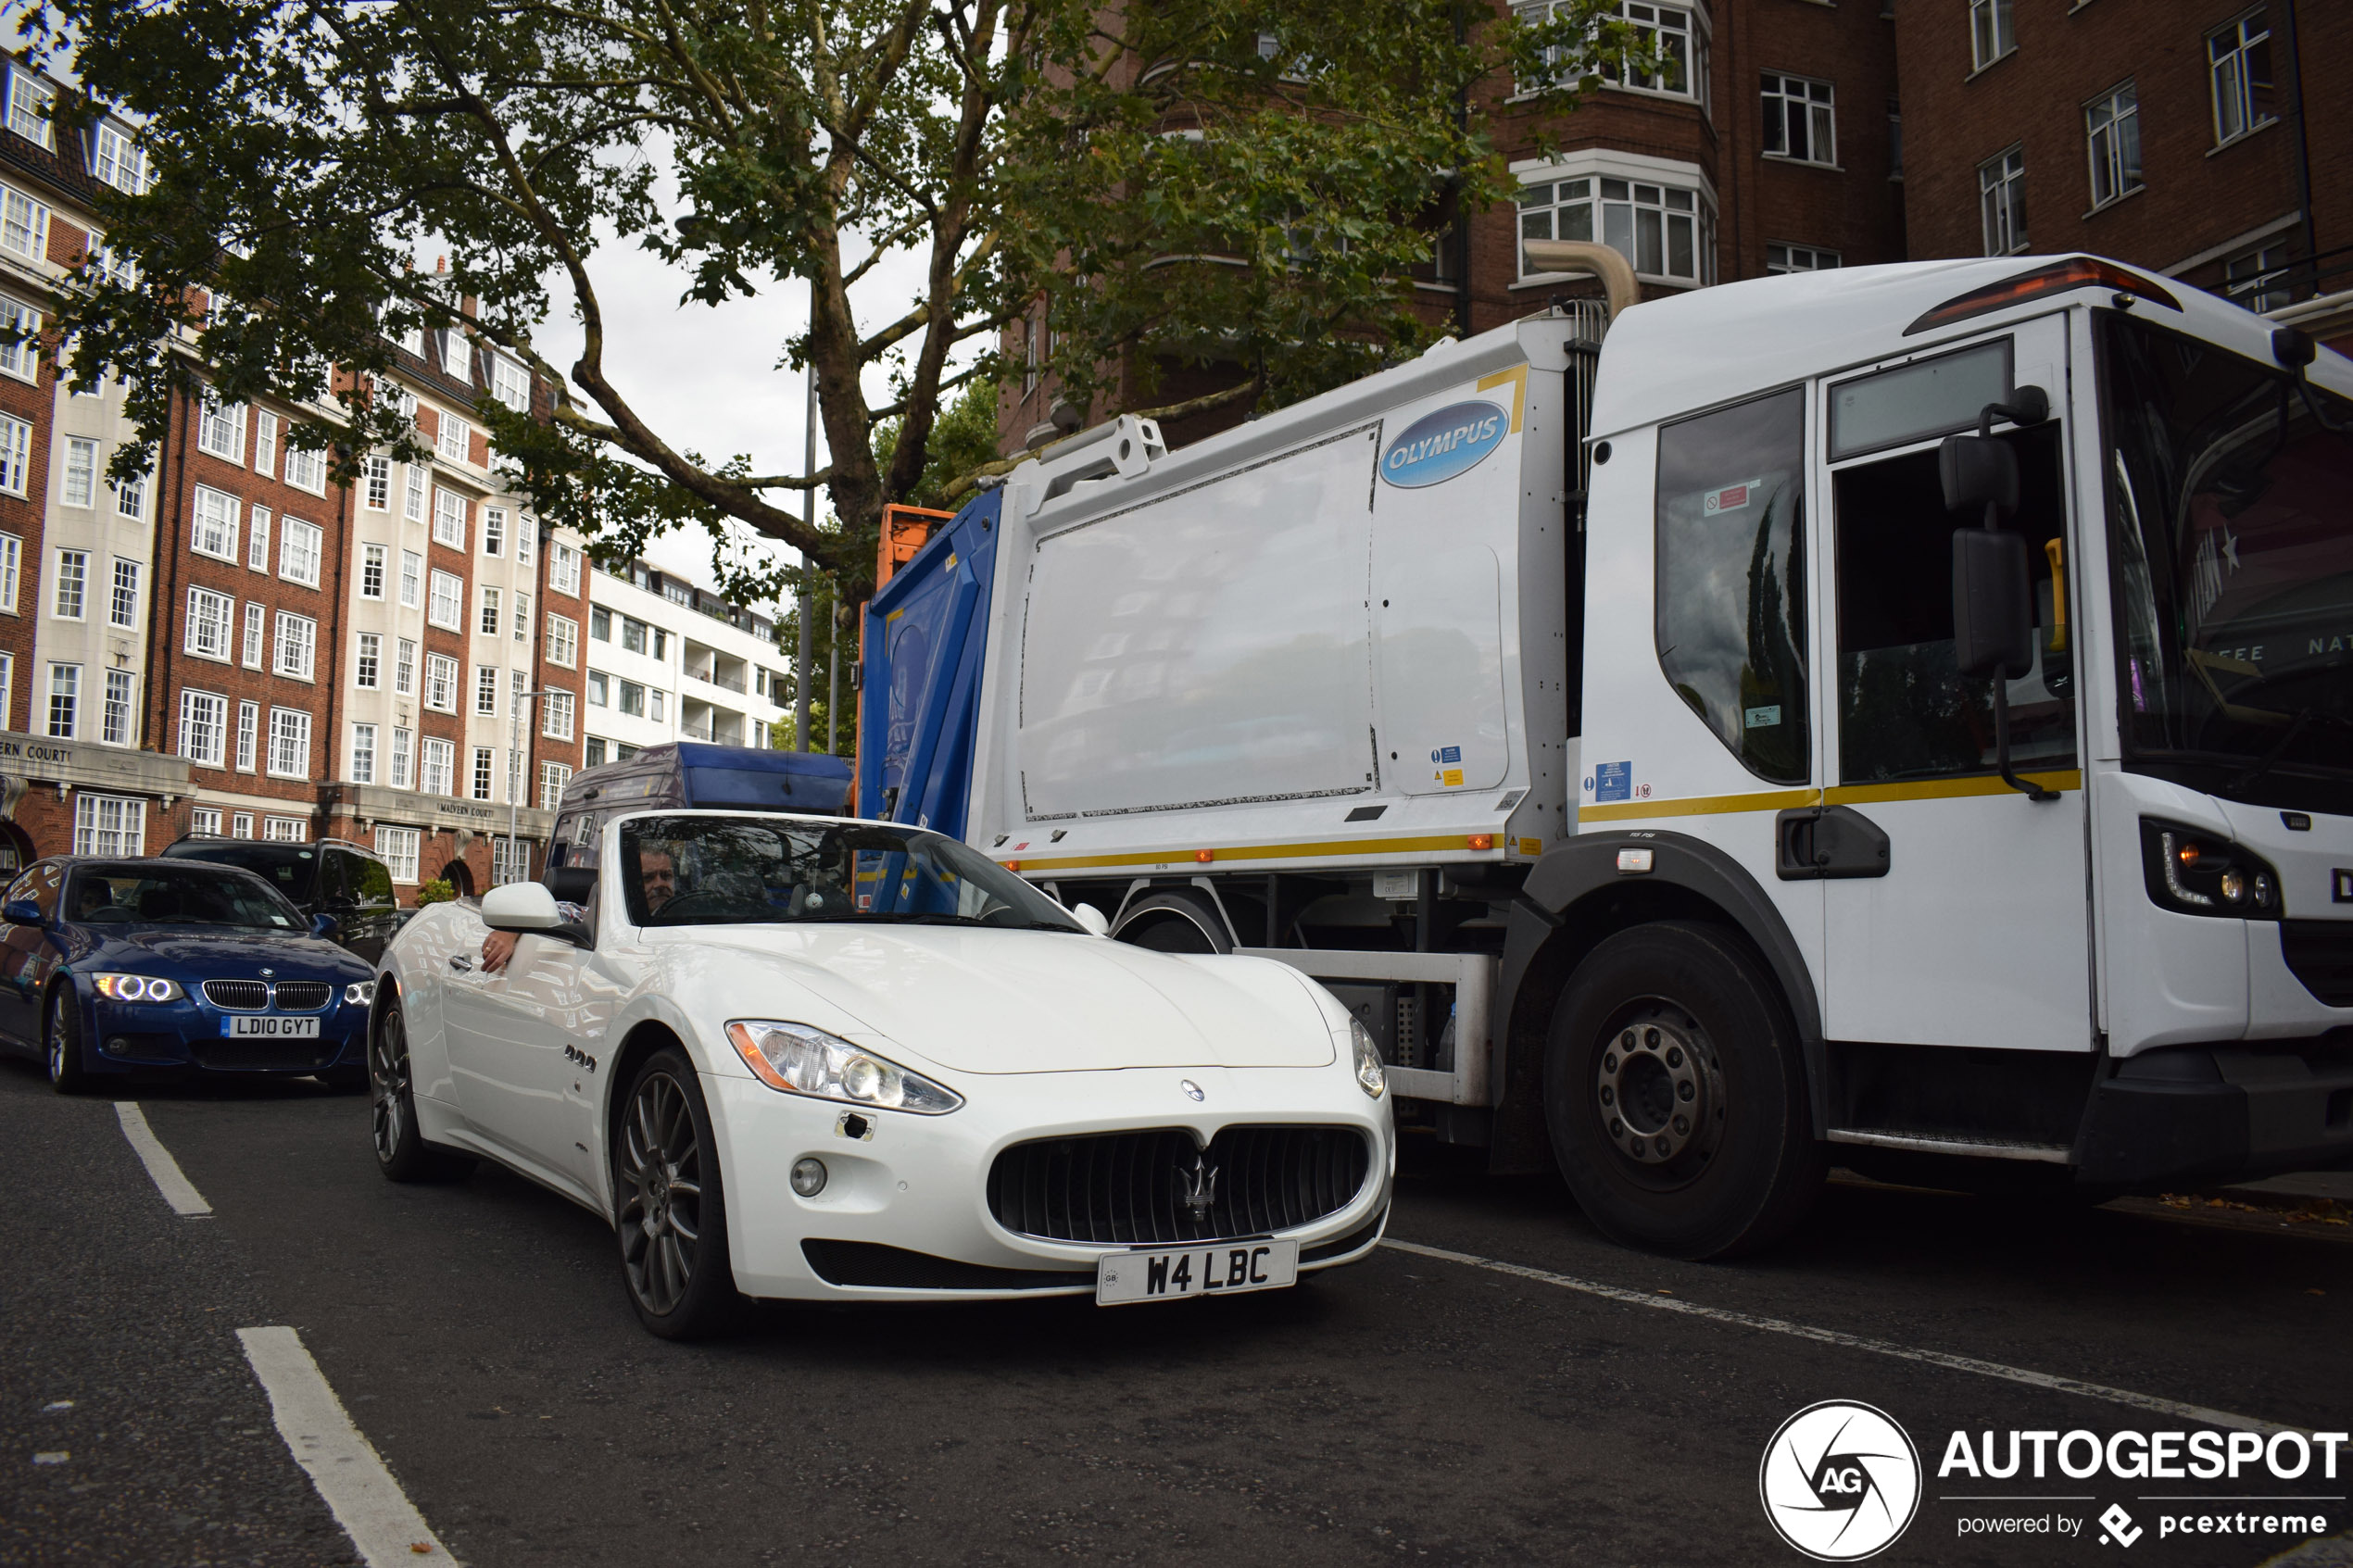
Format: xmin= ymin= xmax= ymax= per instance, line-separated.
xmin=648 ymin=924 xmax=1337 ymax=1074
xmin=89 ymin=927 xmax=371 ymax=977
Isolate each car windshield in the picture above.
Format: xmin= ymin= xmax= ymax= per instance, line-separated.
xmin=165 ymin=841 xmax=319 ymax=901
xmin=617 ymin=815 xmax=1086 ymax=932
xmin=2103 ymin=313 xmax=2353 ymax=810
xmin=68 ymin=863 xmax=307 ymax=930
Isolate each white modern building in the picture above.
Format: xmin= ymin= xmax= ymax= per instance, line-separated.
xmin=583 ymin=557 xmax=792 ymax=768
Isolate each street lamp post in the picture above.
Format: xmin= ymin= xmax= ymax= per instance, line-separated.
xmin=506 ymin=686 xmax=549 ymax=885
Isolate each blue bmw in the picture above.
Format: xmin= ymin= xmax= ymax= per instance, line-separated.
xmin=0 ymin=857 xmax=377 ymax=1092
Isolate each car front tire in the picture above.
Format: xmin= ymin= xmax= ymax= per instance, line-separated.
xmin=45 ymin=987 xmax=90 ymax=1095
xmin=614 ymin=1047 xmax=739 ymax=1340
xmin=1544 ymin=921 xmax=1824 ymax=1260
xmin=369 ymin=996 xmax=474 ymax=1182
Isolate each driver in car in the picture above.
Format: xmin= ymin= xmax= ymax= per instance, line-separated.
xmin=480 ymin=846 xmax=676 ymax=974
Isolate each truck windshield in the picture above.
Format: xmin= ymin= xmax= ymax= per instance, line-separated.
xmin=2103 ymin=314 xmax=2353 ymax=812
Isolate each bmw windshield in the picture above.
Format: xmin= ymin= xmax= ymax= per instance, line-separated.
xmin=2102 ymin=313 xmax=2353 ymax=814
xmin=67 ymin=864 xmax=308 ymax=930
xmin=619 ymin=815 xmax=1085 ymax=932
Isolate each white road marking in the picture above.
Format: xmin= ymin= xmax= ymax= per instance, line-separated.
xmin=113 ymin=1103 xmax=212 ymax=1217
xmin=237 ymin=1327 xmax=454 ymax=1567
xmin=1381 ymin=1237 xmax=2299 ymax=1436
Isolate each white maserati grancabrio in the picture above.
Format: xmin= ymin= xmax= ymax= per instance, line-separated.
xmin=369 ymin=809 xmax=1395 ymax=1337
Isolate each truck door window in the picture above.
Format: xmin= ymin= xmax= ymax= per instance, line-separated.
xmin=1832 ymin=422 xmax=2076 ymax=783
xmin=1655 ymin=387 xmax=1810 ymax=784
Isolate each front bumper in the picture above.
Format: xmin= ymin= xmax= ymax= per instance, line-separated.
xmin=82 ymin=994 xmax=370 ymax=1076
xmin=706 ymin=1063 xmax=1397 ymax=1301
xmin=2076 ymin=1037 xmax=2353 ymax=1185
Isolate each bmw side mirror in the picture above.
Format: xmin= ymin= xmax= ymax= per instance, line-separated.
xmin=3 ymin=898 xmax=41 ymax=924
xmin=310 ymin=912 xmax=339 ymax=939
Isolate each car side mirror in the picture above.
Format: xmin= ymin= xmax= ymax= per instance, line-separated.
xmin=1072 ymin=903 xmax=1111 ymax=936
xmin=1953 ymin=528 xmax=2035 ymax=679
xmin=3 ymin=898 xmax=41 ymax=925
xmin=482 ymin=882 xmax=562 ymax=933
xmin=309 ymin=912 xmax=338 ymax=939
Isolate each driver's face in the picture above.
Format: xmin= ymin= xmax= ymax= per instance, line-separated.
xmin=640 ymin=852 xmax=677 ymax=910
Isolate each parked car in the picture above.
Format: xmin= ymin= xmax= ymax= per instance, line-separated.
xmin=162 ymin=835 xmax=403 ymax=964
xmin=371 ymin=809 xmax=1394 ymax=1338
xmin=0 ymin=857 xmax=377 ymax=1093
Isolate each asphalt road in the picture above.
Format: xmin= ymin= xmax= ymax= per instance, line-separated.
xmin=5 ymin=1058 xmax=2350 ymax=1568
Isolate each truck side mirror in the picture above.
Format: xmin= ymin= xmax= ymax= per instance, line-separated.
xmin=1939 ymin=433 xmax=2019 ymax=515
xmin=1952 ymin=529 xmax=2034 ymax=679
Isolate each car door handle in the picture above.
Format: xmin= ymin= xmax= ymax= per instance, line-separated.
xmin=448 ymin=954 xmax=474 ymax=973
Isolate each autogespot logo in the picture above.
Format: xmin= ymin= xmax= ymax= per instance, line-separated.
xmin=1759 ymin=1400 xmax=1923 ymax=1562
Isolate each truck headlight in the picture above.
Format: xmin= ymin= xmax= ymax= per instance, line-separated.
xmin=724 ymin=1020 xmax=963 ymax=1114
xmin=2139 ymin=819 xmax=2283 ymax=921
xmin=93 ymin=973 xmax=182 ymax=1003
xmin=1351 ymin=1019 xmax=1386 ymax=1099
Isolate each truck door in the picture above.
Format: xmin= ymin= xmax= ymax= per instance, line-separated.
xmin=1814 ymin=317 xmax=2092 ymax=1053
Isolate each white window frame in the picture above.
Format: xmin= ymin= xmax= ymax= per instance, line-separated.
xmin=474 ymin=663 xmax=498 ymax=717
xmin=197 ymin=397 xmax=247 ymax=465
xmin=436 ymin=411 xmax=472 ymax=464
xmin=232 ymin=811 xmax=254 ymax=839
xmin=241 ymin=601 xmax=266 ymax=670
xmin=283 ymin=445 xmax=325 ymax=495
xmin=1970 ymin=0 xmax=2015 ymax=72
xmin=479 ymin=584 xmax=500 ymax=637
xmin=355 ymin=631 xmax=382 ymax=690
xmin=52 ymin=549 xmax=86 ymax=621
xmin=389 ymin=728 xmax=413 ymax=791
xmin=2208 ymin=9 xmax=2272 ymax=147
xmin=0 ymin=414 xmax=31 ymax=497
xmin=1979 ymin=145 xmax=2027 ymax=257
xmin=273 ymin=610 xmax=317 ymax=680
xmin=178 ymin=688 xmax=229 ymax=766
xmin=421 ymin=736 xmax=454 ymax=797
xmin=0 ymin=185 xmax=48 ymax=263
xmin=280 ymin=517 xmax=322 ymax=588
xmin=427 ymin=569 xmax=463 ymax=631
xmin=433 ymin=487 xmax=467 ymax=549
xmin=6 ymin=70 xmax=54 ymax=149
xmin=377 ymin=824 xmax=421 ymax=883
xmin=62 ymin=437 xmax=96 ymax=508
xmin=403 ymin=465 xmax=428 ymax=522
xmin=394 ymin=638 xmax=416 ymax=696
xmin=1512 ymin=151 xmax=1715 ymax=287
xmin=513 ymin=592 xmax=532 ymax=644
xmin=423 ymin=652 xmax=459 ymax=713
xmin=102 ymin=668 xmax=135 ymax=746
xmin=190 ymin=485 xmax=241 ymax=561
xmin=350 ymin=721 xmax=378 ymax=784
xmin=2085 ymin=82 xmax=2142 ymax=211
xmin=540 ymin=761 xmax=573 ymax=811
xmin=253 ymin=409 xmax=280 ymax=477
xmin=184 ymin=586 xmax=234 ymax=661
xmin=360 ymin=543 xmax=386 ymax=601
xmin=1761 ymin=72 xmax=1836 ymax=167
xmin=190 ymin=806 xmax=223 ymax=837
xmin=46 ymin=663 xmax=77 ymax=737
xmin=546 ymin=613 xmax=578 ymax=668
xmin=246 ymin=506 xmax=271 ymax=572
xmin=489 ymin=354 xmax=530 ymax=412
xmin=94 ymin=123 xmax=149 ymax=194
xmin=235 ymin=699 xmax=258 ymax=771
xmin=363 ymin=455 xmax=391 ymax=511
xmin=108 ymin=558 xmax=139 ymax=629
xmin=482 ymin=506 xmax=507 ymax=558
xmin=73 ymin=795 xmax=145 ymax=858
xmin=471 ymin=745 xmax=496 ymax=801
xmin=0 ymin=295 xmax=38 ymax=383
xmin=399 ymin=550 xmax=422 ymax=608
xmin=267 ymin=707 xmax=311 ymax=779
xmin=541 ymin=686 xmax=575 ymax=741
xmin=549 ymin=541 xmax=581 ymax=596
xmin=263 ymin=815 xmax=307 ymax=843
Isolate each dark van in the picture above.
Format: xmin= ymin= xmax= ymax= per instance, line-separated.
xmin=160 ymin=836 xmax=404 ymax=963
xmin=545 ymin=744 xmax=854 ymax=873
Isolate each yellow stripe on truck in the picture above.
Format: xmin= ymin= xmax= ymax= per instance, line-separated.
xmin=1577 ymin=771 xmax=2081 ymax=824
xmin=1000 ymin=834 xmax=1491 ymax=874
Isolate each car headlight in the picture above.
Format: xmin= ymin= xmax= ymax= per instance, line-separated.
xmin=2140 ymin=818 xmax=2283 ymax=921
xmin=723 ymin=1020 xmax=963 ymax=1114
xmin=344 ymin=981 xmax=375 ymax=1006
xmin=93 ymin=973 xmax=182 ymax=1003
xmin=1350 ymin=1019 xmax=1386 ymax=1099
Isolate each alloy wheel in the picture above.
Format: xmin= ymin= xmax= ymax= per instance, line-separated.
xmin=370 ymin=1008 xmax=409 ymax=1164
xmin=45 ymin=996 xmax=65 ymax=1082
xmin=617 ymin=1072 xmax=705 ymax=1315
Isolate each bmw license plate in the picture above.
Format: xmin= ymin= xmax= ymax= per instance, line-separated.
xmin=1096 ymin=1238 xmax=1299 ymax=1306
xmin=221 ymin=1015 xmax=321 ymax=1038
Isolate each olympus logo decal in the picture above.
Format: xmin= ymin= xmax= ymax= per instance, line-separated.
xmin=1759 ymin=1400 xmax=1922 ymax=1562
xmin=1380 ymin=399 xmax=1508 ymax=488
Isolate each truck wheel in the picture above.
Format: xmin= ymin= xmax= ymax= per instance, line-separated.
xmin=1114 ymin=890 xmax=1232 ymax=954
xmin=1544 ymin=922 xmax=1823 ymax=1260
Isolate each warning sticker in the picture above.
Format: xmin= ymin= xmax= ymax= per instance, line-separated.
xmin=1594 ymin=760 xmax=1632 ymax=802
xmin=1441 ymin=769 xmax=1465 ymax=787
xmin=1518 ymin=836 xmax=1542 ymax=857
xmin=1703 ymin=479 xmax=1761 ymax=516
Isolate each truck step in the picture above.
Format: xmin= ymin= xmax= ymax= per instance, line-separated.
xmin=1826 ymin=1128 xmax=2073 ymax=1164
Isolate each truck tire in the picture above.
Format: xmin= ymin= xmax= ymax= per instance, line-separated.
xmin=1114 ymin=889 xmax=1233 ymax=954
xmin=1544 ymin=921 xmax=1823 ymax=1260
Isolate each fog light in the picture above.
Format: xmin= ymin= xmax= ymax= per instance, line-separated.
xmin=104 ymin=1035 xmax=132 ymax=1056
xmin=2220 ymin=868 xmax=2247 ymax=904
xmin=789 ymin=1157 xmax=828 ymax=1197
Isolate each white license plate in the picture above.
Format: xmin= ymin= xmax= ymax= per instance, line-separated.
xmin=1096 ymin=1238 xmax=1299 ymax=1306
xmin=221 ymin=1015 xmax=321 ymax=1038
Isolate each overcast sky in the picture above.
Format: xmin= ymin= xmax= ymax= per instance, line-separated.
xmin=531 ymin=221 xmax=973 ymax=618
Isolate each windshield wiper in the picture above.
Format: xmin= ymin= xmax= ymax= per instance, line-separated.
xmin=2225 ymin=708 xmax=2353 ymax=793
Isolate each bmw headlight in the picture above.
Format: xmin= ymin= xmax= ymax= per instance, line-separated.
xmin=344 ymin=981 xmax=376 ymax=1006
xmin=93 ymin=973 xmax=182 ymax=1003
xmin=1350 ymin=1019 xmax=1386 ymax=1100
xmin=724 ymin=1020 xmax=963 ymax=1114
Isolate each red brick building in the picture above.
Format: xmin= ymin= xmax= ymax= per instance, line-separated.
xmin=0 ymin=56 xmax=587 ymax=902
xmin=1003 ymin=0 xmax=2349 ymax=454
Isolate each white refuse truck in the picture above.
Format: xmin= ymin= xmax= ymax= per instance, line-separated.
xmin=859 ymin=249 xmax=2353 ymax=1257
